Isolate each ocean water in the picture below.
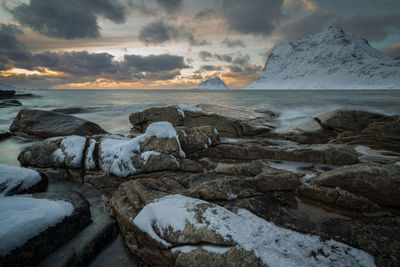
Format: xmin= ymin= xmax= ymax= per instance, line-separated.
xmin=1 ymin=89 xmax=400 ymax=166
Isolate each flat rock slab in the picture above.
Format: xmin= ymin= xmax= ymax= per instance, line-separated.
xmin=129 ymin=104 xmax=274 ymax=138
xmin=0 ymin=191 xmax=91 ymax=267
xmin=10 ymin=109 xmax=107 ymax=139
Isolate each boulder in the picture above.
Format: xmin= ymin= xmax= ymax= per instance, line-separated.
xmin=312 ymin=164 xmax=400 ymax=207
xmin=9 ymin=109 xmax=107 ymax=139
xmin=0 ymin=100 xmax=22 ymax=107
xmin=0 ymin=192 xmax=91 ymax=267
xmin=110 ymin=189 xmax=376 ymax=267
xmin=0 ymin=90 xmax=16 ymax=99
xmin=0 ymin=164 xmax=48 ymax=196
xmin=315 ymin=109 xmax=390 ymax=132
xmin=129 ymin=104 xmax=274 ymax=138
xmin=105 ymin=171 xmax=400 ymax=266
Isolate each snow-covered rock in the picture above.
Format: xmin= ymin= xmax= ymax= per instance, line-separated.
xmin=247 ymin=26 xmax=400 ymax=89
xmin=196 ymin=77 xmax=229 ymax=90
xmin=0 ymin=196 xmax=74 ymax=256
xmin=0 ymin=164 xmax=44 ymax=196
xmin=133 ymin=194 xmax=376 ymax=267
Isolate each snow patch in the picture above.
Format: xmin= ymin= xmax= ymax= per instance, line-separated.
xmin=141 ymin=151 xmax=161 ymax=165
xmin=0 ymin=164 xmax=42 ymax=196
xmin=227 ymin=194 xmax=237 ymax=201
xmin=202 ymin=245 xmax=231 ymax=255
xmin=171 ymin=245 xmax=198 ymax=254
xmin=52 ymin=136 xmax=86 ymax=168
xmin=100 ymin=122 xmax=185 ymax=177
xmin=0 ymin=196 xmax=74 ymax=256
xmin=85 ymin=139 xmax=97 ymax=170
xmin=176 ymin=104 xmax=203 ymax=118
xmin=135 ymin=194 xmax=376 ymax=267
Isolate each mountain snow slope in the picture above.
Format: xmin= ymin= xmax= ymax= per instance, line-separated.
xmin=247 ymin=26 xmax=400 ymax=89
xmin=196 ymin=77 xmax=229 ymax=90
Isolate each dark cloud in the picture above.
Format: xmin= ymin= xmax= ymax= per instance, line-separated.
xmin=199 ymin=51 xmax=232 ymax=63
xmin=214 ymin=54 xmax=232 ymax=63
xmin=231 ymin=54 xmax=250 ymax=66
xmin=155 ymin=0 xmax=183 ymax=12
xmin=278 ymin=11 xmax=400 ymax=42
xmin=139 ymin=20 xmax=210 ymax=46
xmin=221 ymin=0 xmax=284 ymax=35
xmin=382 ymin=42 xmax=400 ymax=58
xmin=221 ymin=38 xmax=246 ymax=48
xmin=200 ymin=65 xmax=222 ymax=71
xmin=195 ymin=8 xmax=215 ymax=20
xmin=11 ymin=0 xmax=129 ymax=39
xmin=198 ymin=51 xmax=213 ymax=61
xmin=0 ymin=24 xmax=32 ymax=70
xmin=33 ymin=51 xmax=117 ymax=75
xmin=121 ymin=54 xmax=188 ymax=72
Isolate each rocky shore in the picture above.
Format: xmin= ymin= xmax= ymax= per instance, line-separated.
xmin=1 ymin=104 xmax=399 ymax=266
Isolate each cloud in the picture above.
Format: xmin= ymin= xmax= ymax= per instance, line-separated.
xmin=221 ymin=0 xmax=284 ymax=35
xmin=382 ymin=42 xmax=400 ymax=58
xmin=277 ymin=11 xmax=400 ymax=42
xmin=198 ymin=51 xmax=213 ymax=61
xmin=0 ymin=24 xmax=33 ymax=70
xmin=33 ymin=51 xmax=117 ymax=75
xmin=138 ymin=20 xmax=210 ymax=46
xmin=195 ymin=8 xmax=216 ymax=20
xmin=200 ymin=65 xmax=222 ymax=71
xmin=11 ymin=0 xmax=130 ymax=39
xmin=120 ymin=54 xmax=188 ymax=73
xmin=154 ymin=0 xmax=182 ymax=12
xmin=283 ymin=0 xmax=316 ymax=11
xmin=221 ymin=38 xmax=246 ymax=48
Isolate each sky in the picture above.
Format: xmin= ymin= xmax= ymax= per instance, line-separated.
xmin=0 ymin=0 xmax=400 ymax=89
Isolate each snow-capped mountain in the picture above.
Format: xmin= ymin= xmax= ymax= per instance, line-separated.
xmin=196 ymin=77 xmax=229 ymax=90
xmin=247 ymin=26 xmax=400 ymax=89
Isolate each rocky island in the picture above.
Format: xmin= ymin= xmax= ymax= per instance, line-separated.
xmin=1 ymin=104 xmax=399 ymax=266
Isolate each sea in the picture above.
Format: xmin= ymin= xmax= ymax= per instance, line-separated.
xmin=2 ymin=89 xmax=400 ymax=167
xmin=1 ymin=88 xmax=400 ymax=266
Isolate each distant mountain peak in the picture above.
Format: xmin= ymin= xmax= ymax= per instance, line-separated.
xmin=247 ymin=26 xmax=399 ymax=89
xmin=196 ymin=77 xmax=229 ymax=90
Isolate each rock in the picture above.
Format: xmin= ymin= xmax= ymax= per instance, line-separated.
xmin=0 ymin=131 xmax=10 ymax=141
xmin=0 ymin=99 xmax=22 ymax=107
xmin=0 ymin=164 xmax=48 ymax=196
xmin=312 ymin=164 xmax=400 ymax=207
xmin=104 ymin=169 xmax=400 ymax=266
xmin=246 ymin=170 xmax=302 ymax=193
xmin=110 ymin=190 xmax=376 ymax=267
xmin=194 ymin=142 xmax=359 ymax=165
xmin=0 ymin=89 xmax=16 ymax=99
xmin=10 ymin=109 xmax=107 ymax=139
xmin=298 ymin=184 xmax=382 ymax=213
xmin=0 ymin=191 xmax=91 ymax=267
xmin=177 ymin=125 xmax=220 ymax=154
xmin=315 ymin=109 xmax=390 ymax=133
xmin=362 ymin=121 xmax=400 ymax=137
xmin=129 ymin=104 xmax=274 ymax=138
xmin=38 ymin=183 xmax=119 ymax=267
xmin=51 ymin=107 xmax=98 ymax=114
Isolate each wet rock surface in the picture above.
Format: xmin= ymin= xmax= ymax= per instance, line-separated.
xmin=9 ymin=109 xmax=107 ymax=139
xmin=7 ymin=106 xmax=400 ymax=266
